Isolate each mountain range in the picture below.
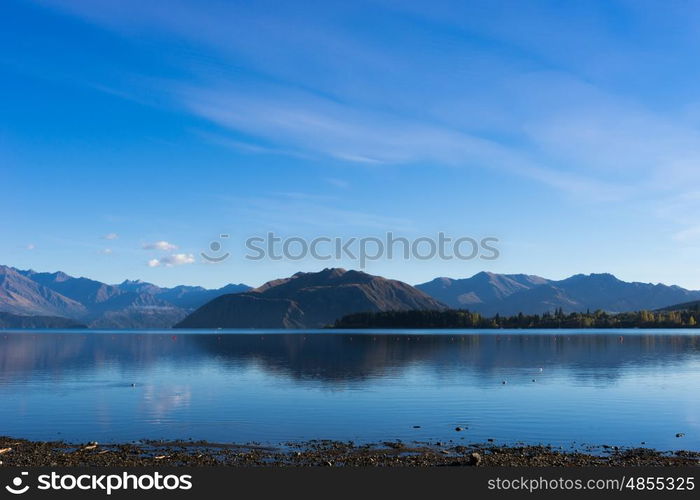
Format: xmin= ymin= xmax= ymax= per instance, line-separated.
xmin=415 ymin=271 xmax=700 ymax=316
xmin=0 ymin=265 xmax=250 ymax=328
xmin=3 ymin=264 xmax=700 ymax=329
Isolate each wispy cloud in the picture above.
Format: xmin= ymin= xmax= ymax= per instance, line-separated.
xmin=147 ymin=253 xmax=195 ymax=267
xmin=193 ymin=130 xmax=309 ymax=159
xmin=143 ymin=241 xmax=178 ymax=251
xmin=102 ymin=233 xmax=119 ymax=240
xmin=35 ymin=0 xmax=700 ymax=228
xmin=177 ymin=81 xmax=636 ymax=201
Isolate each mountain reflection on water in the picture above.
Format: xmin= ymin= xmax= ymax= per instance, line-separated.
xmin=0 ymin=330 xmax=698 ymax=449
xmin=1 ymin=331 xmax=698 ymax=383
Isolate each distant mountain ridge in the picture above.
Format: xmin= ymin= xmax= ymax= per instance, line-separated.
xmin=4 ymin=264 xmax=700 ymax=329
xmin=416 ymin=272 xmax=548 ymax=309
xmin=0 ymin=265 xmax=251 ymax=328
xmin=416 ymin=271 xmax=700 ymax=315
xmin=175 ymin=268 xmax=445 ymax=329
xmin=0 ymin=266 xmax=87 ymax=318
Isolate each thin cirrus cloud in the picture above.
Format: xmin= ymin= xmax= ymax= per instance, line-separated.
xmin=37 ymin=0 xmax=626 ymax=190
xmin=41 ymin=0 xmax=700 ymax=200
xmin=37 ymin=0 xmax=700 ymax=238
xmin=179 ymin=82 xmax=637 ymax=201
xmin=147 ymin=254 xmax=196 ymax=268
xmin=142 ymin=241 xmax=179 ymax=251
xmin=102 ymin=233 xmax=119 ymax=240
xmin=176 ymin=68 xmax=700 ymax=200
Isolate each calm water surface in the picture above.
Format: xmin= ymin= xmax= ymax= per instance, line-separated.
xmin=0 ymin=329 xmax=698 ymax=450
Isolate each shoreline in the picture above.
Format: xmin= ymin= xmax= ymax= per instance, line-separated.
xmin=4 ymin=326 xmax=700 ymax=331
xmin=1 ymin=437 xmax=697 ymax=467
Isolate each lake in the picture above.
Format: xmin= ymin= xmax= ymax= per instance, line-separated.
xmin=0 ymin=329 xmax=698 ymax=451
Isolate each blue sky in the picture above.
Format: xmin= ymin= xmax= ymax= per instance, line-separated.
xmin=3 ymin=0 xmax=700 ymax=288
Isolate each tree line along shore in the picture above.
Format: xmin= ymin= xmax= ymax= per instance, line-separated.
xmin=333 ymin=308 xmax=700 ymax=329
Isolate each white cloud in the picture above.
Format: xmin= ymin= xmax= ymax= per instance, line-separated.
xmin=147 ymin=253 xmax=195 ymax=267
xmin=143 ymin=240 xmax=179 ymax=251
xmin=100 ymin=248 xmax=113 ymax=255
xmin=102 ymin=233 xmax=119 ymax=240
xmin=26 ymin=243 xmax=35 ymax=250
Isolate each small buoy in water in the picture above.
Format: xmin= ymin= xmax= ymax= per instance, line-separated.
xmin=532 ymin=379 xmax=536 ymax=382
xmin=502 ymin=380 xmax=507 ymax=385
xmin=131 ymin=383 xmax=136 ymax=387
xmin=539 ymin=368 xmax=544 ymax=372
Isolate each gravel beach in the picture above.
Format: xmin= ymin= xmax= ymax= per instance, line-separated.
xmin=1 ymin=437 xmax=697 ymax=467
